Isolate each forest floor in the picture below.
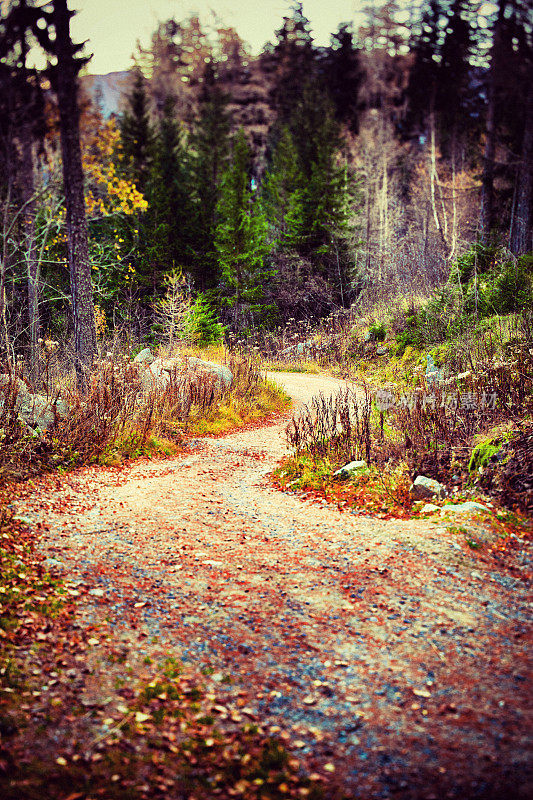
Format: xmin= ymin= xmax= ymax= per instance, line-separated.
xmin=1 ymin=372 xmax=531 ymax=800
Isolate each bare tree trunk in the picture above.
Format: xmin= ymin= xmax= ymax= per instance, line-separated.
xmin=52 ymin=0 xmax=96 ymax=386
xmin=364 ymin=180 xmax=373 ymax=274
xmin=510 ymin=80 xmax=533 ymax=255
xmin=428 ymin=114 xmax=449 ymax=258
xmin=21 ymin=132 xmax=41 ymax=388
xmin=0 ymin=260 xmax=10 ymax=371
xmin=377 ymin=153 xmax=388 ymax=282
xmin=480 ymin=80 xmax=496 ymax=241
xmin=0 ymin=190 xmax=12 ymax=371
xmin=480 ymin=0 xmax=505 ymax=242
xmin=448 ymin=132 xmax=459 ymax=264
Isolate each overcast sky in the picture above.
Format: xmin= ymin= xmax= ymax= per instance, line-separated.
xmin=70 ymin=0 xmax=366 ymax=75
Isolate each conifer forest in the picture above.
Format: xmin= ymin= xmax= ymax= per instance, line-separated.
xmin=1 ymin=0 xmax=531 ymax=363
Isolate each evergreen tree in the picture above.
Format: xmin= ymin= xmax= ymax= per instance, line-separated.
xmin=188 ymin=68 xmax=232 ymax=290
xmin=261 ymin=126 xmax=305 ymax=252
xmin=22 ymin=0 xmax=98 ymax=382
xmin=119 ymin=70 xmax=154 ymax=194
xmin=262 ymin=85 xmax=357 ymax=307
xmin=436 ymin=0 xmax=475 ymax=152
xmin=141 ymin=98 xmax=192 ymax=294
xmin=322 ymin=23 xmax=362 ymax=134
xmin=215 ymin=129 xmax=273 ymax=329
xmin=480 ymin=0 xmax=533 ymax=249
xmin=266 ymin=2 xmax=317 ymax=127
xmin=0 ymin=1 xmax=47 ymax=377
xmin=189 ymin=294 xmax=225 ymax=345
xmin=404 ymin=0 xmax=444 ymax=136
xmin=290 ymin=85 xmax=353 ymax=262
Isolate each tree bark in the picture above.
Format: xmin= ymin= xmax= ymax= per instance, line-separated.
xmin=479 ymin=0 xmax=505 ymax=242
xmin=0 ymin=183 xmax=13 ymax=371
xmin=510 ymin=79 xmax=533 ymax=254
xmin=52 ymin=0 xmax=96 ymax=385
xmin=21 ymin=132 xmax=41 ymax=388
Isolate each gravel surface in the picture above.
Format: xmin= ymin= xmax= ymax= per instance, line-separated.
xmin=17 ymin=372 xmax=532 ymax=799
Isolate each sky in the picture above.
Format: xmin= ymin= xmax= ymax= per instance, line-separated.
xmin=70 ymin=0 xmax=365 ymax=75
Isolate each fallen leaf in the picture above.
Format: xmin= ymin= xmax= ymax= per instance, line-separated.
xmin=413 ymin=688 xmax=431 ymax=698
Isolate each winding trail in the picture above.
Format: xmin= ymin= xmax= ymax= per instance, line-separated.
xmin=18 ymin=372 xmax=531 ymax=798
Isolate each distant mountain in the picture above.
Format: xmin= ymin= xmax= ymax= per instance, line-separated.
xmin=80 ymin=71 xmax=134 ymax=118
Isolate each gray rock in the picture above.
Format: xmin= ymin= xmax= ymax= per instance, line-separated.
xmin=133 ymin=347 xmax=155 ymax=365
xmin=0 ymin=374 xmax=30 ymax=398
xmin=13 ymin=515 xmax=33 ymax=525
xmin=0 ymin=374 xmax=68 ymax=433
xmin=280 ymin=341 xmax=313 ymax=359
xmin=43 ymin=557 xmax=65 ymax=571
xmin=425 ymin=354 xmax=443 ymax=385
xmin=440 ymin=502 xmax=490 ymax=515
xmin=140 ymin=357 xmax=171 ymax=391
xmin=409 ymin=475 xmax=447 ymax=500
xmin=140 ymin=356 xmax=233 ymax=394
xmin=186 ymin=358 xmax=233 ymax=389
xmin=376 ymin=346 xmax=388 ymax=356
xmin=333 ymin=460 xmax=369 ymax=479
xmin=420 ymin=503 xmax=440 ymax=514
xmin=18 ymin=393 xmax=60 ymax=432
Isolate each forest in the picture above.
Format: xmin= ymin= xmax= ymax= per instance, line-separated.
xmin=0 ymin=0 xmax=531 ymax=381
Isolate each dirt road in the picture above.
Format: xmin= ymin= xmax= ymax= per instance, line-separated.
xmin=17 ymin=372 xmax=531 ymax=798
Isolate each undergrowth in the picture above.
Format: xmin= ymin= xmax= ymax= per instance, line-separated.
xmin=0 ymin=350 xmax=290 ymax=484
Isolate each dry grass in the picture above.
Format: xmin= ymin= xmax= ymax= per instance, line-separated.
xmin=0 ymin=350 xmax=290 ymax=483
xmin=286 ymin=386 xmax=373 ymax=463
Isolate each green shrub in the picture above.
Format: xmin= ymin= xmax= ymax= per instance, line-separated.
xmin=189 ymin=295 xmax=225 ymax=346
xmin=369 ymin=322 xmax=387 ymax=342
xmin=392 ymin=248 xmax=532 ymax=357
xmin=468 ymin=440 xmax=503 ymax=473
xmin=455 ymin=246 xmax=532 ymax=317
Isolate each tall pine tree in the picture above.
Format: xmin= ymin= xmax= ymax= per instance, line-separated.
xmin=265 ymin=2 xmax=317 ymax=128
xmin=188 ymin=67 xmax=232 ymax=290
xmin=261 ymin=125 xmax=305 ymax=252
xmin=322 ymin=23 xmax=362 ymax=134
xmin=262 ymin=84 xmax=357 ymax=308
xmin=119 ymin=70 xmax=154 ymax=194
xmin=215 ymin=129 xmax=272 ymax=330
xmin=142 ymin=98 xmax=193 ymax=294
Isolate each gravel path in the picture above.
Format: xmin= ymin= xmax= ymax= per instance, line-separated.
xmin=18 ymin=372 xmax=532 ymax=799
